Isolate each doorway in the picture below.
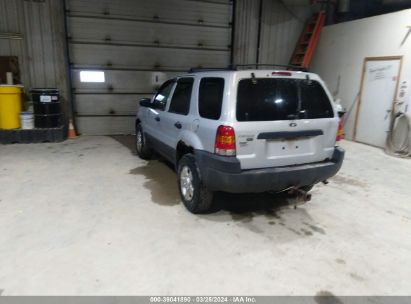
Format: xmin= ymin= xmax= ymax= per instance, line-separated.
xmin=354 ymin=56 xmax=402 ymax=148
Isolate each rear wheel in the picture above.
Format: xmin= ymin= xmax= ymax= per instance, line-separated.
xmin=177 ymin=154 xmax=214 ymax=214
xmin=135 ymin=123 xmax=152 ymax=160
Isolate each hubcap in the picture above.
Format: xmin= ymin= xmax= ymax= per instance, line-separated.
xmin=180 ymin=166 xmax=194 ymax=201
xmin=136 ymin=130 xmax=143 ymax=152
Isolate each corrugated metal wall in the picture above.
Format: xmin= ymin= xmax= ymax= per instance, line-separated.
xmin=233 ymin=0 xmax=260 ymax=65
xmin=0 ymin=0 xmax=70 ymax=118
xmin=233 ymin=0 xmax=312 ymax=66
xmin=66 ymin=0 xmax=233 ymax=135
xmin=0 ymin=1 xmax=26 ymax=83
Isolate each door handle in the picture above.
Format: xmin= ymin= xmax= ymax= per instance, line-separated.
xmin=155 ymin=116 xmax=160 ymax=122
xmin=174 ymin=122 xmax=182 ymax=129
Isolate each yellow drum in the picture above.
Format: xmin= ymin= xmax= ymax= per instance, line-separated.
xmin=0 ymin=86 xmax=22 ymax=129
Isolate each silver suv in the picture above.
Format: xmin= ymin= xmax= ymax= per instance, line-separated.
xmin=135 ymin=69 xmax=345 ymax=213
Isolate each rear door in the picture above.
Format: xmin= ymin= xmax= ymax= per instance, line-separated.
xmin=234 ymin=75 xmax=338 ymax=170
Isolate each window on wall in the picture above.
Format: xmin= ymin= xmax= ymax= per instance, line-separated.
xmin=198 ymin=78 xmax=225 ymax=120
xmin=168 ymin=78 xmax=194 ymax=115
xmin=79 ymin=71 xmax=105 ymax=83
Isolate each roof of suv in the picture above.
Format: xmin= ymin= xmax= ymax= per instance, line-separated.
xmin=182 ymin=69 xmax=320 ymax=80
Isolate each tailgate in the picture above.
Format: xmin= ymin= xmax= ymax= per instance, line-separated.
xmin=236 ymin=119 xmax=338 ymax=170
xmin=234 ymin=76 xmax=338 ymax=170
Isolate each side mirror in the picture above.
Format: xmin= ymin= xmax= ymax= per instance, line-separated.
xmin=139 ymin=98 xmax=152 ymax=108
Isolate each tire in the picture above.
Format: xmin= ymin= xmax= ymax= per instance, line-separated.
xmin=135 ymin=123 xmax=152 ymax=160
xmin=177 ymin=154 xmax=214 ymax=214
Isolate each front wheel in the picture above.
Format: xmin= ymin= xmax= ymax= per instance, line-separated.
xmin=177 ymin=154 xmax=214 ymax=214
xmin=135 ymin=123 xmax=152 ymax=160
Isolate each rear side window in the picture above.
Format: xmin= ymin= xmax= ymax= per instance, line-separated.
xmin=236 ymin=78 xmax=334 ymax=121
xmin=168 ymin=78 xmax=193 ymax=115
xmin=199 ymin=78 xmax=225 ymax=120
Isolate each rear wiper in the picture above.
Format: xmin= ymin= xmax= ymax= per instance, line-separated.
xmin=287 ymin=114 xmax=298 ymax=120
xmin=251 ymin=72 xmax=257 ymax=84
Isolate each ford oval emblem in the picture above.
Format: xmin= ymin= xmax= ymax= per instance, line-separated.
xmin=289 ymin=122 xmax=297 ymax=127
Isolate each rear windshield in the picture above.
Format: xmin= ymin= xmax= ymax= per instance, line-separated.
xmin=236 ymin=78 xmax=334 ymax=121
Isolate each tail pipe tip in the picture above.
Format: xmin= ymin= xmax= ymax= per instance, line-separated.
xmin=289 ymin=187 xmax=312 ymax=202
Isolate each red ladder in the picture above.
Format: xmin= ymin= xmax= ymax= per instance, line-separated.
xmin=289 ymin=11 xmax=326 ymax=69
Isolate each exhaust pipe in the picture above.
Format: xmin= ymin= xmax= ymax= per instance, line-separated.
xmin=288 ymin=187 xmax=312 ymax=203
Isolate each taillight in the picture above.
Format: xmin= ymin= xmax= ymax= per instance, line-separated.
xmin=336 ymin=119 xmax=343 ymax=142
xmin=215 ymin=125 xmax=236 ymax=156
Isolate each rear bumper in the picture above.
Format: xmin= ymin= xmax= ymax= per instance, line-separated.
xmin=194 ymin=147 xmax=345 ymax=193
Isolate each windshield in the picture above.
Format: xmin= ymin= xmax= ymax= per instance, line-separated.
xmin=236 ymin=78 xmax=334 ymax=121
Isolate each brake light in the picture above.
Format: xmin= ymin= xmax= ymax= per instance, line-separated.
xmin=336 ymin=119 xmax=343 ymax=142
xmin=215 ymin=125 xmax=236 ymax=156
xmin=272 ymin=71 xmax=292 ymax=77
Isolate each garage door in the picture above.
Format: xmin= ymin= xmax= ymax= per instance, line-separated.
xmin=65 ymin=0 xmax=233 ymax=135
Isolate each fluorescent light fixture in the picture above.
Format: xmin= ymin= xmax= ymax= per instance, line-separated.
xmin=80 ymin=71 xmax=105 ymax=83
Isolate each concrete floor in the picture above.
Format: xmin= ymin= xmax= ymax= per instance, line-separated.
xmin=0 ymin=136 xmax=410 ymax=296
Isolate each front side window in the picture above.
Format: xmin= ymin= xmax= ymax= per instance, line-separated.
xmin=199 ymin=78 xmax=225 ymax=120
xmin=236 ymin=78 xmax=334 ymax=121
xmin=168 ymin=78 xmax=194 ymax=115
xmin=152 ymin=80 xmax=175 ymax=111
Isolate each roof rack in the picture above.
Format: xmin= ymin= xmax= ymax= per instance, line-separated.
xmin=235 ymin=64 xmax=306 ymax=71
xmin=188 ymin=66 xmax=236 ymax=73
xmin=188 ymin=64 xmax=307 ymax=73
